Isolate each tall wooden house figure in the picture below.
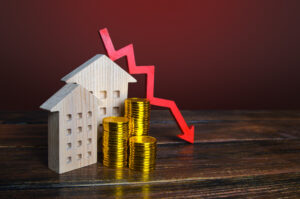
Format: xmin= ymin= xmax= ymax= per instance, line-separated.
xmin=61 ymin=54 xmax=137 ymax=126
xmin=40 ymin=55 xmax=136 ymax=173
xmin=40 ymin=83 xmax=99 ymax=173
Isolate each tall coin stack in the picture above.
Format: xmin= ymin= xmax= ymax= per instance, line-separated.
xmin=129 ymin=136 xmax=157 ymax=172
xmin=102 ymin=117 xmax=129 ymax=168
xmin=125 ymin=98 xmax=150 ymax=137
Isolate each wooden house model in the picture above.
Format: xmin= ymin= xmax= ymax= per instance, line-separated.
xmin=40 ymin=54 xmax=136 ymax=173
xmin=40 ymin=83 xmax=99 ymax=174
xmin=61 ymin=54 xmax=137 ymax=126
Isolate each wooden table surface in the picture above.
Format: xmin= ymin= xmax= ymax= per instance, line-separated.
xmin=0 ymin=110 xmax=299 ymax=198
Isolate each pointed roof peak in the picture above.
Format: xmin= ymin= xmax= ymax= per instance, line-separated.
xmin=61 ymin=54 xmax=103 ymax=82
xmin=40 ymin=83 xmax=99 ymax=112
xmin=61 ymin=54 xmax=136 ymax=83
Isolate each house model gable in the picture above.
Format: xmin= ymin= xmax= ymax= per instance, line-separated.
xmin=61 ymin=54 xmax=136 ymax=86
xmin=61 ymin=54 xmax=137 ymax=125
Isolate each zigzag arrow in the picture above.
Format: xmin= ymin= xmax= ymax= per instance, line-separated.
xmin=99 ymin=28 xmax=194 ymax=143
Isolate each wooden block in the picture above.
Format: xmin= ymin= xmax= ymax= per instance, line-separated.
xmin=61 ymin=54 xmax=137 ymax=126
xmin=40 ymin=83 xmax=99 ymax=174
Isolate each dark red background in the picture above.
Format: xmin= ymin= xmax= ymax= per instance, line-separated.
xmin=1 ymin=0 xmax=300 ymax=110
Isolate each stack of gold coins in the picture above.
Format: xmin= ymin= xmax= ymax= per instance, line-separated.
xmin=129 ymin=136 xmax=157 ymax=171
xmin=125 ymin=98 xmax=150 ymax=137
xmin=102 ymin=117 xmax=129 ymax=168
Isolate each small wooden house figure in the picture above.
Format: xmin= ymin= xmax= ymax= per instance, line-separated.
xmin=40 ymin=83 xmax=99 ymax=174
xmin=61 ymin=54 xmax=137 ymax=126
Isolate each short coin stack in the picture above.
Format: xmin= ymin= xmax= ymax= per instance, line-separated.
xmin=129 ymin=136 xmax=157 ymax=172
xmin=125 ymin=98 xmax=150 ymax=137
xmin=102 ymin=117 xmax=129 ymax=168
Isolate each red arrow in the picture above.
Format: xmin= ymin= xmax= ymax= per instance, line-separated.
xmin=99 ymin=28 xmax=194 ymax=143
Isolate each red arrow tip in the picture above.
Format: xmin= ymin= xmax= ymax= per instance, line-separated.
xmin=177 ymin=125 xmax=194 ymax=143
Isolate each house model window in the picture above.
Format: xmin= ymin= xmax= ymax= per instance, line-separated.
xmin=113 ymin=107 xmax=119 ymax=115
xmin=87 ymin=111 xmax=92 ymax=118
xmin=67 ymin=129 xmax=72 ymax=136
xmin=100 ymin=90 xmax=107 ymax=99
xmin=88 ymin=138 xmax=92 ymax=145
xmin=87 ymin=151 xmax=92 ymax=158
xmin=77 ymin=140 xmax=82 ymax=147
xmin=66 ymin=114 xmax=72 ymax=121
xmin=113 ymin=90 xmax=120 ymax=98
xmin=100 ymin=107 xmax=106 ymax=115
xmin=67 ymin=143 xmax=72 ymax=150
xmin=77 ymin=154 xmax=82 ymax=160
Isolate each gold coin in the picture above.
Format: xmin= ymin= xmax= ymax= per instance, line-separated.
xmin=125 ymin=98 xmax=150 ymax=137
xmin=128 ymin=136 xmax=156 ymax=171
xmin=102 ymin=116 xmax=129 ymax=168
xmin=103 ymin=116 xmax=129 ymax=124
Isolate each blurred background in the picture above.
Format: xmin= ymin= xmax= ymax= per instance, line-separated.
xmin=0 ymin=0 xmax=299 ymax=110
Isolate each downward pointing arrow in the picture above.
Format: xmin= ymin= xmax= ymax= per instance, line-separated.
xmin=177 ymin=126 xmax=195 ymax=143
xmin=151 ymin=98 xmax=195 ymax=143
xmin=99 ymin=28 xmax=195 ymax=143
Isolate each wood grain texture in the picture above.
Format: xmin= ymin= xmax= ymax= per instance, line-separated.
xmin=1 ymin=173 xmax=299 ymax=198
xmin=1 ymin=110 xmax=300 ymax=123
xmin=0 ymin=110 xmax=299 ymax=198
xmin=0 ymin=110 xmax=300 ymax=146
xmin=0 ymin=139 xmax=300 ymax=185
xmin=40 ymin=84 xmax=99 ymax=173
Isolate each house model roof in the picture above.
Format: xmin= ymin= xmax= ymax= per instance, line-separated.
xmin=40 ymin=83 xmax=98 ymax=112
xmin=61 ymin=54 xmax=136 ymax=83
